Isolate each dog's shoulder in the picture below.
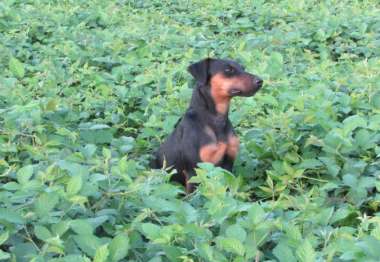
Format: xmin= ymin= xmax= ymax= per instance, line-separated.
xmin=184 ymin=108 xmax=198 ymax=120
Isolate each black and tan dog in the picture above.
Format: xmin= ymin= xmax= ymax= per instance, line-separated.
xmin=151 ymin=58 xmax=263 ymax=193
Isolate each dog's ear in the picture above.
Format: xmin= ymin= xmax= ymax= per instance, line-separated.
xmin=187 ymin=58 xmax=211 ymax=85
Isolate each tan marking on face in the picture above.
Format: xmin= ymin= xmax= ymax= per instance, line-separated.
xmin=199 ymin=142 xmax=227 ymax=164
xmin=210 ymin=74 xmax=231 ymax=114
xmin=210 ymin=73 xmax=253 ymax=114
xmin=227 ymin=134 xmax=239 ymax=159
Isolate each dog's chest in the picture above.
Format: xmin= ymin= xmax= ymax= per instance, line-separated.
xmin=199 ymin=126 xmax=240 ymax=164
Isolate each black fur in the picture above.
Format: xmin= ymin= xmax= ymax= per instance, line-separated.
xmin=151 ymin=58 xmax=263 ymax=192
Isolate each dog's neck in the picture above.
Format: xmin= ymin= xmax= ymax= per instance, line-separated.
xmin=190 ymin=84 xmax=230 ymax=127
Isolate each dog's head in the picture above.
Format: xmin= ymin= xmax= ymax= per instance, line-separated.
xmin=188 ymin=58 xmax=263 ymax=97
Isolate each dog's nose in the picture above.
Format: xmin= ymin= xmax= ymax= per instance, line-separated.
xmin=255 ymin=78 xmax=263 ymax=87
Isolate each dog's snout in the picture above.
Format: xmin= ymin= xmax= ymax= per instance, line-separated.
xmin=255 ymin=78 xmax=263 ymax=87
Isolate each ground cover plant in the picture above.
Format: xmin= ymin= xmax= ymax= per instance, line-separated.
xmin=0 ymin=0 xmax=380 ymax=261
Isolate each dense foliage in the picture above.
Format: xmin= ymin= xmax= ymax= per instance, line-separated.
xmin=0 ymin=0 xmax=380 ymax=261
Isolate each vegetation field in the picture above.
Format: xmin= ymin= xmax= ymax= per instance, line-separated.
xmin=0 ymin=0 xmax=380 ymax=261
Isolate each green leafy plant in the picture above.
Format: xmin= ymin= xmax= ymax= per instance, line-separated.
xmin=0 ymin=0 xmax=379 ymax=261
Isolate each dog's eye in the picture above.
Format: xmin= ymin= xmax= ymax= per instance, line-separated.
xmin=224 ymin=67 xmax=235 ymax=74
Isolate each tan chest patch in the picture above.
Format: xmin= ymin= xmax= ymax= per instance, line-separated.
xmin=226 ymin=135 xmax=239 ymax=159
xmin=199 ymin=127 xmax=240 ymax=164
xmin=199 ymin=142 xmax=227 ymax=164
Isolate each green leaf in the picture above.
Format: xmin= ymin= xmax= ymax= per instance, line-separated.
xmin=46 ymin=98 xmax=58 ymax=111
xmin=0 ymin=250 xmax=10 ymax=261
xmin=273 ymin=242 xmax=296 ymax=262
xmin=216 ymin=237 xmax=245 ymax=256
xmin=226 ymin=224 xmax=247 ymax=242
xmin=16 ymin=165 xmax=33 ymax=185
xmin=162 ymin=245 xmax=183 ymax=261
xmin=298 ymin=159 xmax=323 ymax=169
xmin=283 ymin=161 xmax=295 ymax=175
xmin=355 ymin=129 xmax=371 ymax=149
xmin=109 ymin=234 xmax=129 ymax=261
xmin=34 ymin=225 xmax=52 ymax=240
xmin=197 ymin=243 xmax=214 ymax=261
xmin=102 ymin=147 xmax=111 ymax=159
xmin=82 ymin=144 xmax=97 ymax=159
xmin=343 ymin=115 xmax=367 ymax=133
xmin=9 ymin=57 xmax=25 ymax=78
xmin=73 ymin=234 xmax=101 ymax=257
xmin=266 ymin=52 xmax=284 ymax=78
xmin=296 ymin=239 xmax=315 ymax=262
xmin=331 ymin=207 xmax=352 ymax=223
xmin=0 ymin=231 xmax=9 ymax=246
xmin=0 ymin=208 xmax=24 ymax=224
xmin=51 ymin=221 xmax=70 ymax=236
xmin=285 ymin=225 xmax=302 ymax=242
xmin=141 ymin=223 xmax=161 ymax=240
xmin=94 ymin=244 xmax=109 ymax=262
xmin=371 ymin=225 xmax=380 ymax=240
xmin=371 ymin=92 xmax=380 ymax=109
xmin=343 ymin=174 xmax=357 ymax=188
xmin=356 ymin=236 xmax=380 ymax=258
xmin=148 ymin=257 xmax=162 ymax=262
xmin=35 ymin=193 xmax=59 ymax=217
xmin=248 ymin=204 xmax=266 ymax=224
xmin=70 ymin=220 xmax=93 ymax=235
xmin=67 ymin=175 xmax=83 ymax=195
xmin=319 ymin=157 xmax=340 ymax=177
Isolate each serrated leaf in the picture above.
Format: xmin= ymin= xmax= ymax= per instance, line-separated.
xmin=141 ymin=223 xmax=161 ymax=240
xmin=319 ymin=157 xmax=340 ymax=177
xmin=2 ymin=182 xmax=20 ymax=191
xmin=355 ymin=129 xmax=371 ymax=148
xmin=102 ymin=147 xmax=111 ymax=159
xmin=273 ymin=242 xmax=296 ymax=262
xmin=16 ymin=165 xmax=33 ymax=185
xmin=51 ymin=221 xmax=70 ymax=236
xmin=296 ymin=239 xmax=315 ymax=262
xmin=70 ymin=220 xmax=93 ymax=235
xmin=35 ymin=193 xmax=59 ymax=217
xmin=0 ymin=250 xmax=10 ymax=261
xmin=226 ymin=224 xmax=247 ymax=242
xmin=34 ymin=225 xmax=52 ymax=240
xmin=331 ymin=207 xmax=352 ymax=223
xmin=94 ymin=244 xmax=109 ymax=262
xmin=248 ymin=204 xmax=266 ymax=224
xmin=371 ymin=92 xmax=380 ymax=109
xmin=9 ymin=57 xmax=25 ymax=78
xmin=0 ymin=208 xmax=24 ymax=224
xmin=46 ymin=99 xmax=58 ymax=111
xmin=266 ymin=175 xmax=274 ymax=189
xmin=356 ymin=236 xmax=380 ymax=258
xmin=343 ymin=115 xmax=367 ymax=133
xmin=161 ymin=245 xmax=183 ymax=261
xmin=298 ymin=159 xmax=323 ymax=169
xmin=148 ymin=257 xmax=162 ymax=262
xmin=82 ymin=144 xmax=97 ymax=159
xmin=283 ymin=162 xmax=295 ymax=176
xmin=216 ymin=237 xmax=245 ymax=256
xmin=266 ymin=52 xmax=284 ymax=78
xmin=343 ymin=174 xmax=357 ymax=187
xmin=73 ymin=234 xmax=101 ymax=257
xmin=197 ymin=243 xmax=214 ymax=261
xmin=371 ymin=225 xmax=380 ymax=240
xmin=67 ymin=175 xmax=83 ymax=195
xmin=109 ymin=234 xmax=129 ymax=261
xmin=286 ymin=225 xmax=302 ymax=242
xmin=0 ymin=231 xmax=9 ymax=246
